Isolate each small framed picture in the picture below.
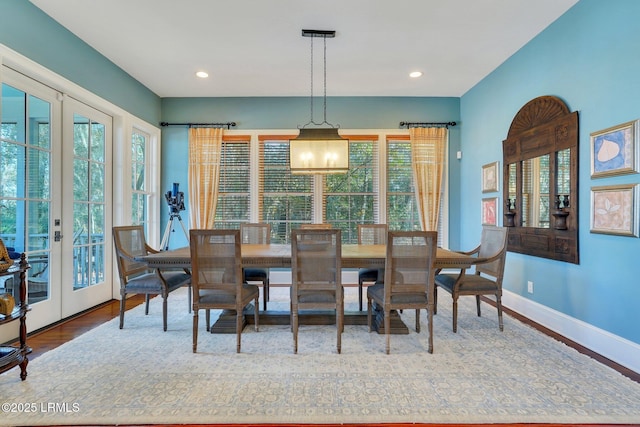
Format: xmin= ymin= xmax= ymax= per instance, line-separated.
xmin=590 ymin=120 xmax=639 ymax=178
xmin=590 ymin=184 xmax=638 ymax=237
xmin=482 ymin=197 xmax=498 ymax=226
xmin=482 ymin=161 xmax=499 ymax=193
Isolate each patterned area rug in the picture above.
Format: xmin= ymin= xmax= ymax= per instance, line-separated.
xmin=1 ymin=286 xmax=640 ymax=426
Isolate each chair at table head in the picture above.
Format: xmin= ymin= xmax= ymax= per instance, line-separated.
xmin=189 ymin=229 xmax=259 ymax=353
xmin=290 ymin=228 xmax=343 ymax=354
xmin=112 ymin=225 xmax=191 ymax=331
xmin=367 ymin=230 xmax=438 ymax=354
xmin=434 ymin=225 xmax=508 ymax=333
xmin=357 ymin=224 xmax=388 ymax=311
xmin=240 ymin=223 xmax=271 ymax=310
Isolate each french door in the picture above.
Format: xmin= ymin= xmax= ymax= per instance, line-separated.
xmin=0 ymin=68 xmax=62 ymax=332
xmin=61 ymin=98 xmax=112 ymax=317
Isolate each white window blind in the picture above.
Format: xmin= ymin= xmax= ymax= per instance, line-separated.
xmin=213 ymin=138 xmax=250 ymax=229
xmin=323 ymin=137 xmax=378 ymax=243
xmin=259 ymin=137 xmax=313 ymax=243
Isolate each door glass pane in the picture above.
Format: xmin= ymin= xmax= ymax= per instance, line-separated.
xmin=72 ymin=114 xmax=105 ymax=290
xmin=0 ymin=84 xmax=52 ymax=304
xmin=131 ymin=131 xmax=148 ymax=227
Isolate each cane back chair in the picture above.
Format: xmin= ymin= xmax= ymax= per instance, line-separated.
xmin=189 ymin=229 xmax=259 ymax=353
xmin=112 ymin=225 xmax=191 ymax=331
xmin=240 ymin=223 xmax=271 ymax=310
xmin=290 ymin=228 xmax=343 ymax=354
xmin=367 ymin=230 xmax=438 ymax=354
xmin=434 ymin=225 xmax=508 ymax=332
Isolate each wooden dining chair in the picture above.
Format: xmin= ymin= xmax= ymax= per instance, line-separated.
xmin=189 ymin=229 xmax=259 ymax=353
xmin=367 ymin=230 xmax=438 ymax=354
xmin=112 ymin=225 xmax=191 ymax=331
xmin=357 ymin=224 xmax=388 ymax=311
xmin=291 ymin=228 xmax=343 ymax=354
xmin=240 ymin=223 xmax=271 ymax=311
xmin=434 ymin=225 xmax=508 ymax=333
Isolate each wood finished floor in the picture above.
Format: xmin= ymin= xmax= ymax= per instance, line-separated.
xmin=12 ymin=293 xmax=640 ymax=427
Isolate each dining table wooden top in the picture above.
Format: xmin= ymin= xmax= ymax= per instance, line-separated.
xmin=139 ymin=244 xmax=483 ymax=270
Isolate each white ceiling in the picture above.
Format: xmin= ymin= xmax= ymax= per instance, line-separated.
xmin=29 ymin=0 xmax=578 ymax=98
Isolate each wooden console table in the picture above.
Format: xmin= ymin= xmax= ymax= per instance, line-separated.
xmin=0 ymin=254 xmax=30 ymax=381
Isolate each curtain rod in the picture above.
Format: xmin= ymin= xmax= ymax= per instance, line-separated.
xmin=159 ymin=122 xmax=237 ymax=129
xmin=399 ymin=121 xmax=457 ymax=128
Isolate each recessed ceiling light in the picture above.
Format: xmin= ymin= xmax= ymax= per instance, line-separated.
xmin=196 ymin=71 xmax=209 ymax=78
xmin=409 ymin=71 xmax=423 ymax=78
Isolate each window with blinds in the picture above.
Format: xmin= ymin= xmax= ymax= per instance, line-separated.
xmin=259 ymin=139 xmax=313 ymax=243
xmin=387 ymin=140 xmax=420 ymax=231
xmin=213 ymin=140 xmax=250 ymax=229
xmin=323 ymin=139 xmax=377 ymax=243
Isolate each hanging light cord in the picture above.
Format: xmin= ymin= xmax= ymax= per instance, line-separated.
xmin=302 ymin=33 xmax=337 ymax=129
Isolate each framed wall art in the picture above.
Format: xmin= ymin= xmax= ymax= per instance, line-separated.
xmin=590 ymin=120 xmax=639 ymax=178
xmin=482 ymin=161 xmax=499 ymax=193
xmin=590 ymin=184 xmax=638 ymax=237
xmin=481 ymin=197 xmax=498 ymax=226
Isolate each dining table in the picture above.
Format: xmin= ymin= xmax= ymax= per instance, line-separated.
xmin=138 ymin=244 xmax=483 ymax=352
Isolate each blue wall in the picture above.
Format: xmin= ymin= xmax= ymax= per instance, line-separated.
xmin=460 ymin=0 xmax=640 ymax=344
xmin=0 ymin=0 xmax=160 ymax=124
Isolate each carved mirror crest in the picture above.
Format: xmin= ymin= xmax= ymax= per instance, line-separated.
xmin=503 ymin=95 xmax=579 ymax=264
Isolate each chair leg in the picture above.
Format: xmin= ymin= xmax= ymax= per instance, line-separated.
xmin=192 ymin=310 xmax=198 ymax=353
xmin=254 ymin=296 xmax=259 ymax=332
xmin=162 ymin=294 xmax=168 ymax=332
xmin=337 ymin=289 xmax=343 ymax=354
xmin=292 ymin=306 xmax=298 ymax=354
xmin=119 ymin=292 xmax=126 ymax=329
xmin=476 ymin=295 xmax=481 ymax=316
xmin=263 ymin=279 xmax=268 ymax=311
xmin=433 ymin=287 xmax=438 ymax=315
xmin=145 ymin=294 xmax=150 ymax=315
xmin=367 ymin=297 xmax=373 ymax=332
xmin=236 ymin=309 xmax=242 ymax=353
xmin=496 ymin=294 xmax=504 ymax=332
xmin=384 ymin=308 xmax=391 ymax=355
xmin=452 ymin=297 xmax=459 ymax=333
xmin=415 ymin=309 xmax=420 ymax=333
xmin=358 ymin=279 xmax=364 ymax=312
xmin=206 ymin=309 xmax=211 ymax=332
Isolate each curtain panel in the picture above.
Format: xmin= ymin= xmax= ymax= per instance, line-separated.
xmin=188 ymin=127 xmax=223 ymax=229
xmin=409 ymin=127 xmax=447 ymax=231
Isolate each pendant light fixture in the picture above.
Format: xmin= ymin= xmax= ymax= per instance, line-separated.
xmin=289 ymin=29 xmax=349 ymax=174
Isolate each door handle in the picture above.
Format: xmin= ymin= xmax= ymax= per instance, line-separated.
xmin=54 ymin=231 xmax=63 ymax=242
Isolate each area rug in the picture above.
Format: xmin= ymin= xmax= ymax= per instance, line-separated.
xmin=1 ymin=287 xmax=639 ymax=426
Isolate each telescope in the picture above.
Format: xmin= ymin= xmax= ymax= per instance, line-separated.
xmin=165 ymin=182 xmax=185 ymax=214
xmin=161 ymin=182 xmax=188 ymax=250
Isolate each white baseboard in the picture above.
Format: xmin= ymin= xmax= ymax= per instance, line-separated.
xmin=502 ymin=289 xmax=640 ymax=375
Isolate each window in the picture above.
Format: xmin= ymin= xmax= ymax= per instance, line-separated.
xmin=259 ymin=138 xmax=313 ymax=243
xmin=387 ymin=139 xmax=421 ymax=231
xmin=324 ymin=138 xmax=378 ymax=243
xmin=213 ymin=138 xmax=250 ymax=229
xmin=131 ymin=129 xmax=149 ymax=230
xmin=248 ymin=131 xmax=447 ymax=246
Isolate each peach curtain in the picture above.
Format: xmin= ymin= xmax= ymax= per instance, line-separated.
xmin=410 ymin=127 xmax=447 ymax=231
xmin=188 ymin=127 xmax=223 ymax=229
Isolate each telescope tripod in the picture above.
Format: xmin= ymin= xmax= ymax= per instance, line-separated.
xmin=161 ymin=212 xmax=189 ymax=251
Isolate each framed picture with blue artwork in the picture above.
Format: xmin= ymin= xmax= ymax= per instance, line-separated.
xmin=590 ymin=120 xmax=639 ymax=178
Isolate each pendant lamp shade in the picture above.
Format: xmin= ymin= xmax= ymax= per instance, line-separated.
xmin=290 ymin=128 xmax=349 ymax=174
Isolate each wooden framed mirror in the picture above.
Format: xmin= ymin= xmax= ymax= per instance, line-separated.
xmin=502 ymin=95 xmax=579 ymax=264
